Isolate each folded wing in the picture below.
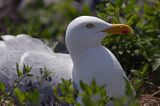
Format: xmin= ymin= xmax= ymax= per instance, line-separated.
xmin=0 ymin=34 xmax=72 ymax=90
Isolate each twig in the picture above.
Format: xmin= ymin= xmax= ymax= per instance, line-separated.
xmin=152 ymin=89 xmax=160 ymax=97
xmin=0 ymin=75 xmax=26 ymax=105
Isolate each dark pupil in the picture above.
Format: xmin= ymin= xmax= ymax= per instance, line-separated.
xmin=86 ymin=24 xmax=93 ymax=28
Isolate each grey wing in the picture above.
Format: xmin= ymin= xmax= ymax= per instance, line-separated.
xmin=1 ymin=34 xmax=53 ymax=55
xmin=0 ymin=34 xmax=54 ymax=88
xmin=0 ymin=34 xmax=54 ymax=70
xmin=19 ymin=52 xmax=72 ymax=105
xmin=0 ymin=34 xmax=73 ymax=105
xmin=20 ymin=51 xmax=73 ymax=86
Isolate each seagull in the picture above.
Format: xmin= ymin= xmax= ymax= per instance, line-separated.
xmin=66 ymin=16 xmax=135 ymax=105
xmin=0 ymin=16 xmax=135 ymax=105
xmin=0 ymin=34 xmax=73 ymax=105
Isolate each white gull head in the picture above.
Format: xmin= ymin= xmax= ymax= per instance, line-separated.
xmin=65 ymin=16 xmax=112 ymax=55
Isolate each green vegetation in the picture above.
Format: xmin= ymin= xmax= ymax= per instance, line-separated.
xmin=0 ymin=65 xmax=138 ymax=105
xmin=0 ymin=0 xmax=160 ymax=105
xmin=98 ymin=0 xmax=160 ymax=93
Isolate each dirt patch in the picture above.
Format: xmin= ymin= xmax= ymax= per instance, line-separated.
xmin=139 ymin=94 xmax=160 ymax=106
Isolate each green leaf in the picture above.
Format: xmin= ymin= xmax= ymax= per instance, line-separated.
xmin=80 ymin=81 xmax=91 ymax=95
xmin=14 ymin=88 xmax=25 ymax=103
xmin=0 ymin=82 xmax=5 ymax=92
xmin=133 ymin=79 xmax=144 ymax=91
xmin=153 ymin=58 xmax=160 ymax=71
xmin=115 ymin=0 xmax=123 ymax=7
xmin=140 ymin=64 xmax=149 ymax=77
xmin=81 ymin=4 xmax=91 ymax=15
xmin=114 ymin=97 xmax=127 ymax=106
xmin=16 ymin=63 xmax=22 ymax=77
xmin=23 ymin=64 xmax=32 ymax=74
xmin=26 ymin=90 xmax=40 ymax=104
xmin=124 ymin=0 xmax=136 ymax=13
xmin=123 ymin=77 xmax=134 ymax=96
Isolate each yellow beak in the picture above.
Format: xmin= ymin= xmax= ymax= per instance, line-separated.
xmin=102 ymin=24 xmax=133 ymax=34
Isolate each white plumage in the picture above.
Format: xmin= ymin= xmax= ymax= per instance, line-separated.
xmin=0 ymin=16 xmax=135 ymax=105
xmin=0 ymin=35 xmax=72 ymax=86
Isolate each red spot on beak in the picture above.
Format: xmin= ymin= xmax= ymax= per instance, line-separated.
xmin=121 ymin=30 xmax=130 ymax=34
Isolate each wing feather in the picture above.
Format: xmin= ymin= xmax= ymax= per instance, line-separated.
xmin=1 ymin=35 xmax=16 ymax=41
xmin=19 ymin=51 xmax=72 ymax=104
xmin=0 ymin=34 xmax=54 ymax=66
xmin=20 ymin=51 xmax=72 ymax=85
xmin=0 ymin=34 xmax=72 ymax=88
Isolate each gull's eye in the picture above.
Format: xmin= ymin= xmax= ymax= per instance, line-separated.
xmin=86 ymin=23 xmax=95 ymax=29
